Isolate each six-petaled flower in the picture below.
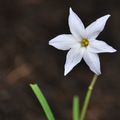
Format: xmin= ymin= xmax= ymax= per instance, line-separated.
xmin=49 ymin=8 xmax=116 ymax=76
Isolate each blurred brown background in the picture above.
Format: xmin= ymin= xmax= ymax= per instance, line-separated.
xmin=0 ymin=0 xmax=119 ymax=120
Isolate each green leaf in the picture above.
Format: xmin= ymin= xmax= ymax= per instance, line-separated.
xmin=73 ymin=96 xmax=79 ymax=120
xmin=30 ymin=84 xmax=55 ymax=120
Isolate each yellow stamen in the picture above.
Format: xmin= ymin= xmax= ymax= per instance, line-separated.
xmin=81 ymin=38 xmax=89 ymax=47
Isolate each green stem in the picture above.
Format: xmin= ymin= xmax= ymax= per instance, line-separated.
xmin=79 ymin=74 xmax=98 ymax=120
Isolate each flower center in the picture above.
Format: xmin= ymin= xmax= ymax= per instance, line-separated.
xmin=81 ymin=38 xmax=89 ymax=47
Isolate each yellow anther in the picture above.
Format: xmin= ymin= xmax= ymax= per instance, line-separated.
xmin=81 ymin=38 xmax=89 ymax=47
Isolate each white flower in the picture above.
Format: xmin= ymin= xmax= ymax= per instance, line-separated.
xmin=49 ymin=8 xmax=116 ymax=76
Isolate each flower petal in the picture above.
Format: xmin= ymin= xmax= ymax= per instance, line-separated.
xmin=69 ymin=8 xmax=85 ymax=40
xmin=86 ymin=15 xmax=111 ymax=39
xmin=64 ymin=46 xmax=85 ymax=76
xmin=88 ymin=40 xmax=117 ymax=53
xmin=83 ymin=52 xmax=101 ymax=75
xmin=49 ymin=34 xmax=77 ymax=50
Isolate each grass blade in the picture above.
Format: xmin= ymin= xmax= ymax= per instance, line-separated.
xmin=73 ymin=96 xmax=79 ymax=120
xmin=30 ymin=84 xmax=55 ymax=120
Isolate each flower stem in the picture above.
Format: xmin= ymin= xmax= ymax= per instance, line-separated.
xmin=79 ymin=74 xmax=98 ymax=120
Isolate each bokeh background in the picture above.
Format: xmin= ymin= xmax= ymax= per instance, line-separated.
xmin=0 ymin=0 xmax=120 ymax=120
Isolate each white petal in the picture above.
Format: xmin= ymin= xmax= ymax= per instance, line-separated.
xmin=64 ymin=46 xmax=85 ymax=76
xmin=86 ymin=15 xmax=111 ymax=39
xmin=69 ymin=8 xmax=85 ymax=40
xmin=88 ymin=40 xmax=117 ymax=53
xmin=83 ymin=52 xmax=101 ymax=75
xmin=49 ymin=34 xmax=77 ymax=50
